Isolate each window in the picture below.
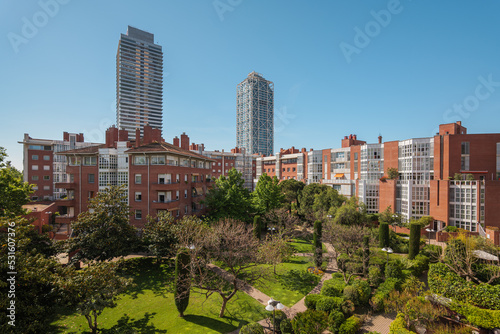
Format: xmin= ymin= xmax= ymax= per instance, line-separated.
xmin=176 ymin=190 xmax=179 ymax=200
xmin=69 ymin=156 xmax=81 ymax=166
xmin=158 ymin=174 xmax=171 ymax=184
xmin=135 ymin=210 xmax=142 ymax=219
xmin=83 ymin=156 xmax=97 ymax=166
xmin=184 ymin=174 xmax=188 ymax=182
xmin=176 ymin=174 xmax=180 ymax=183
xmin=32 ymin=175 xmax=39 ymax=180
xmin=43 ymin=155 xmax=50 ymax=161
xmin=135 ymin=192 xmax=142 ymax=201
xmin=43 ymin=185 xmax=50 ymax=190
xmin=151 ymin=155 xmax=165 ymax=165
xmin=185 ymin=206 xmax=188 ymax=214
xmin=88 ymin=174 xmax=95 ymax=183
xmin=461 ymin=156 xmax=470 ymax=171
xmin=134 ymin=156 xmax=146 ymax=165
xmin=32 ymin=155 xmax=38 ymax=160
xmin=43 ymin=175 xmax=50 ymax=181
xmin=287 ymin=168 xmax=290 ymax=172
xmin=88 ymin=191 xmax=95 ymax=198
xmin=293 ymin=167 xmax=296 ymax=172
xmin=135 ymin=174 xmax=142 ymax=184
xmin=184 ymin=189 xmax=188 ymax=198
xmin=461 ymin=142 xmax=470 ymax=155
xmin=43 ymin=165 xmax=50 ymax=171
xmin=33 ymin=186 xmax=38 ymax=190
xmin=32 ymin=165 xmax=38 ymax=170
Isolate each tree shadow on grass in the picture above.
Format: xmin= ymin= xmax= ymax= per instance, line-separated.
xmin=118 ymin=257 xmax=175 ymax=299
xmin=101 ymin=312 xmax=167 ymax=334
xmin=277 ymin=269 xmax=320 ymax=295
xmin=183 ymin=315 xmax=237 ymax=333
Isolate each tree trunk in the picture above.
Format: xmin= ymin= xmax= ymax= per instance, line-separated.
xmin=219 ymin=298 xmax=228 ymax=318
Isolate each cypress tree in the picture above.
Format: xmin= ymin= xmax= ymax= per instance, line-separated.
xmin=174 ymin=248 xmax=190 ymax=317
xmin=363 ymin=235 xmax=370 ymax=277
xmin=408 ymin=222 xmax=421 ymax=259
xmin=379 ymin=222 xmax=389 ymax=248
xmin=313 ymin=220 xmax=323 ymax=268
xmin=253 ymin=215 xmax=261 ymax=240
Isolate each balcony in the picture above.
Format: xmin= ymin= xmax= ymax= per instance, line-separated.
xmin=55 ymin=182 xmax=76 ymax=190
xmin=55 ymin=215 xmax=76 ymax=225
xmin=56 ymin=198 xmax=76 ymax=207
xmin=152 ymin=199 xmax=178 ymax=204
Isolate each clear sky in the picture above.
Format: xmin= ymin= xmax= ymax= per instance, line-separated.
xmin=1 ymin=0 xmax=500 ymax=171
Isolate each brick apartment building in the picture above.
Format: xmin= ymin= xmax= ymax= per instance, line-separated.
xmin=18 ymin=132 xmax=98 ymax=201
xmin=51 ymin=126 xmax=214 ymax=237
xmin=256 ymin=122 xmax=500 ymax=232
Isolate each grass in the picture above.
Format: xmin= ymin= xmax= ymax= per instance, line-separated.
xmin=289 ymin=236 xmax=327 ymax=254
xmin=50 ymin=258 xmax=267 ymax=334
xmin=242 ymin=256 xmax=323 ymax=308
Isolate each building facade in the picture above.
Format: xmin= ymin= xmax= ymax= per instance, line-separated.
xmin=116 ymin=26 xmax=163 ymax=140
xmin=18 ymin=132 xmax=98 ymax=201
xmin=54 ymin=126 xmax=214 ymax=236
xmin=236 ymin=72 xmax=274 ymax=156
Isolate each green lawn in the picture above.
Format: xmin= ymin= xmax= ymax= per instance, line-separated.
xmin=289 ymin=237 xmax=328 ymax=254
xmin=50 ymin=258 xmax=267 ymax=334
xmin=243 ymin=256 xmax=323 ymax=308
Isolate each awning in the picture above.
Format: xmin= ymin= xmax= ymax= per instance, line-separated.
xmin=334 ymin=173 xmax=344 ymax=178
xmin=196 ymin=187 xmax=203 ymax=193
xmin=168 ymin=207 xmax=179 ymax=212
xmin=192 ymin=173 xmax=200 ymax=176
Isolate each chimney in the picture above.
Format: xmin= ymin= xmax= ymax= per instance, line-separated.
xmin=135 ymin=128 xmax=141 ymax=147
xmin=173 ymin=136 xmax=180 ymax=147
xmin=180 ymin=132 xmax=189 ymax=150
xmin=378 ymin=135 xmax=382 ymax=144
xmin=118 ymin=129 xmax=128 ymax=142
xmin=353 ymin=134 xmax=357 ymax=140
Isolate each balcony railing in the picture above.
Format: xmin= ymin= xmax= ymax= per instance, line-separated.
xmin=55 ymin=182 xmax=76 ymax=189
xmin=152 ymin=199 xmax=178 ymax=204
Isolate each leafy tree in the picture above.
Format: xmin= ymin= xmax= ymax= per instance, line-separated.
xmin=387 ymin=167 xmax=399 ymax=180
xmin=252 ymin=173 xmax=284 ymax=214
xmin=280 ymin=178 xmax=305 ymax=212
xmin=313 ymin=220 xmax=323 ymax=268
xmin=259 ymin=234 xmax=294 ymax=274
xmin=204 ymin=168 xmax=252 ymax=222
xmin=253 ymin=215 xmax=261 ymax=240
xmin=262 ymin=207 xmax=300 ymax=236
xmin=174 ymin=248 xmax=191 ymax=317
xmin=66 ymin=261 xmax=133 ymax=334
xmin=66 ymin=185 xmax=139 ymax=263
xmin=333 ymin=197 xmax=366 ymax=226
xmin=143 ymin=211 xmax=178 ymax=263
xmin=0 ymin=147 xmax=33 ymax=218
xmin=313 ymin=186 xmax=346 ymax=219
xmin=298 ymin=183 xmax=328 ymax=220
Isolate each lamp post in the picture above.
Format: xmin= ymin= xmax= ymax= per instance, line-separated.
xmin=265 ymin=298 xmax=284 ymax=334
xmin=381 ymin=247 xmax=393 ymax=265
xmin=425 ymin=228 xmax=435 ymax=245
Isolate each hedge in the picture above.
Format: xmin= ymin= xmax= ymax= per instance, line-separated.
xmin=240 ymin=322 xmax=265 ymax=334
xmin=343 ymin=279 xmax=371 ymax=306
xmin=338 ymin=315 xmax=362 ymax=334
xmin=328 ymin=310 xmax=345 ymax=334
xmin=401 ymin=254 xmax=429 ymax=277
xmin=370 ymin=278 xmax=400 ymax=312
xmin=316 ymin=296 xmax=344 ymax=314
xmin=428 ymin=263 xmax=500 ymax=310
xmin=292 ymin=310 xmax=328 ymax=334
xmin=449 ymin=301 xmax=500 ymax=330
xmin=321 ymin=274 xmax=346 ymax=298
xmin=304 ymin=294 xmax=323 ymax=310
xmin=280 ymin=318 xmax=294 ymax=334
xmin=388 ymin=313 xmax=416 ymax=334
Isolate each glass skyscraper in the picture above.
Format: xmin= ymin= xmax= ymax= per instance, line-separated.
xmin=116 ymin=26 xmax=163 ymax=140
xmin=236 ymin=72 xmax=274 ymax=156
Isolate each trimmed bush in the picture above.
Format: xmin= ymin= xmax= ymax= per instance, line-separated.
xmin=304 ymin=294 xmax=322 ymax=310
xmin=240 ymin=322 xmax=265 ymax=334
xmin=449 ymin=301 xmax=500 ymax=330
xmin=402 ymin=254 xmax=429 ymax=277
xmin=316 ymin=296 xmax=344 ymax=314
xmin=408 ymin=222 xmax=421 ymax=259
xmin=321 ymin=275 xmax=346 ymax=297
xmin=389 ymin=313 xmax=415 ymax=334
xmin=291 ymin=310 xmax=328 ymax=334
xmin=370 ymin=277 xmax=400 ymax=312
xmin=341 ymin=299 xmax=355 ymax=317
xmin=385 ymin=259 xmax=404 ymax=280
xmin=363 ymin=235 xmax=370 ymax=277
xmin=174 ymin=248 xmax=190 ymax=317
xmin=428 ymin=262 xmax=500 ymax=310
xmin=344 ymin=279 xmax=371 ymax=306
xmin=253 ymin=215 xmax=261 ymax=240
xmin=379 ymin=222 xmax=389 ymax=248
xmin=368 ymin=266 xmax=383 ymax=287
xmin=338 ymin=315 xmax=362 ymax=334
xmin=280 ymin=318 xmax=293 ymax=334
xmin=328 ymin=309 xmax=345 ymax=334
xmin=313 ymin=220 xmax=323 ymax=268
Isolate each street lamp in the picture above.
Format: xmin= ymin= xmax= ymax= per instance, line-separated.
xmin=265 ymin=298 xmax=284 ymax=334
xmin=381 ymin=247 xmax=393 ymax=264
xmin=425 ymin=228 xmax=435 ymax=245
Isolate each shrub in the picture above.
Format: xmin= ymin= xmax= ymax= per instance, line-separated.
xmin=370 ymin=277 xmax=400 ymax=312
xmin=268 ymin=310 xmax=287 ymax=333
xmin=385 ymin=259 xmax=404 ymax=280
xmin=280 ymin=318 xmax=294 ymax=334
xmin=368 ymin=266 xmax=383 ymax=287
xmin=316 ymin=296 xmax=344 ymax=314
xmin=379 ymin=222 xmax=389 ymax=248
xmin=369 ymin=254 xmax=387 ymax=273
xmin=401 ymin=254 xmax=429 ymax=277
xmin=408 ymin=223 xmax=421 ymax=259
xmin=341 ymin=299 xmax=355 ymax=317
xmin=304 ymin=294 xmax=322 ymax=310
xmin=253 ymin=215 xmax=261 ymax=240
xmin=449 ymin=301 xmax=500 ymax=330
xmin=321 ymin=275 xmax=346 ymax=297
xmin=343 ymin=286 xmax=357 ymax=305
xmin=328 ymin=309 xmax=345 ymax=334
xmin=428 ymin=262 xmax=500 ymax=310
xmin=352 ymin=279 xmax=371 ymax=306
xmin=389 ymin=313 xmax=415 ymax=333
xmin=444 ymin=225 xmax=458 ymax=232
xmin=338 ymin=315 xmax=362 ymax=334
xmin=174 ymin=248 xmax=190 ymax=317
xmin=291 ymin=310 xmax=328 ymax=334
xmin=240 ymin=322 xmax=265 ymax=334
xmin=420 ymin=244 xmax=442 ymax=262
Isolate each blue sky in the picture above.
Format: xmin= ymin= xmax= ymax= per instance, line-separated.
xmin=1 ymin=0 xmax=500 ymax=171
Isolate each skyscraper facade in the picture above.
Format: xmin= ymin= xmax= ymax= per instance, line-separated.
xmin=236 ymin=72 xmax=274 ymax=156
xmin=116 ymin=26 xmax=163 ymax=140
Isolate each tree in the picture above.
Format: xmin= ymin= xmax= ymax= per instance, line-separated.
xmin=280 ymin=178 xmax=305 ymax=212
xmin=204 ymin=168 xmax=252 ymax=222
xmin=183 ymin=219 xmax=267 ymax=317
xmin=313 ymin=220 xmax=323 ymax=268
xmin=298 ymin=183 xmax=328 ymax=220
xmin=313 ymin=186 xmax=346 ymax=219
xmin=0 ymin=147 xmax=33 ymax=218
xmin=253 ymin=215 xmax=261 ymax=240
xmin=363 ymin=235 xmax=370 ymax=277
xmin=143 ymin=211 xmax=178 ymax=263
xmin=252 ymin=173 xmax=284 ymax=214
xmin=379 ymin=222 xmax=389 ymax=248
xmin=66 ymin=185 xmax=139 ymax=263
xmin=387 ymin=167 xmax=399 ymax=180
xmin=174 ymin=248 xmax=191 ymax=317
xmin=262 ymin=207 xmax=300 ymax=236
xmin=408 ymin=222 xmax=421 ymax=259
xmin=333 ymin=197 xmax=366 ymax=225
xmin=66 ymin=261 xmax=133 ymax=334
xmin=259 ymin=233 xmax=294 ymax=274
